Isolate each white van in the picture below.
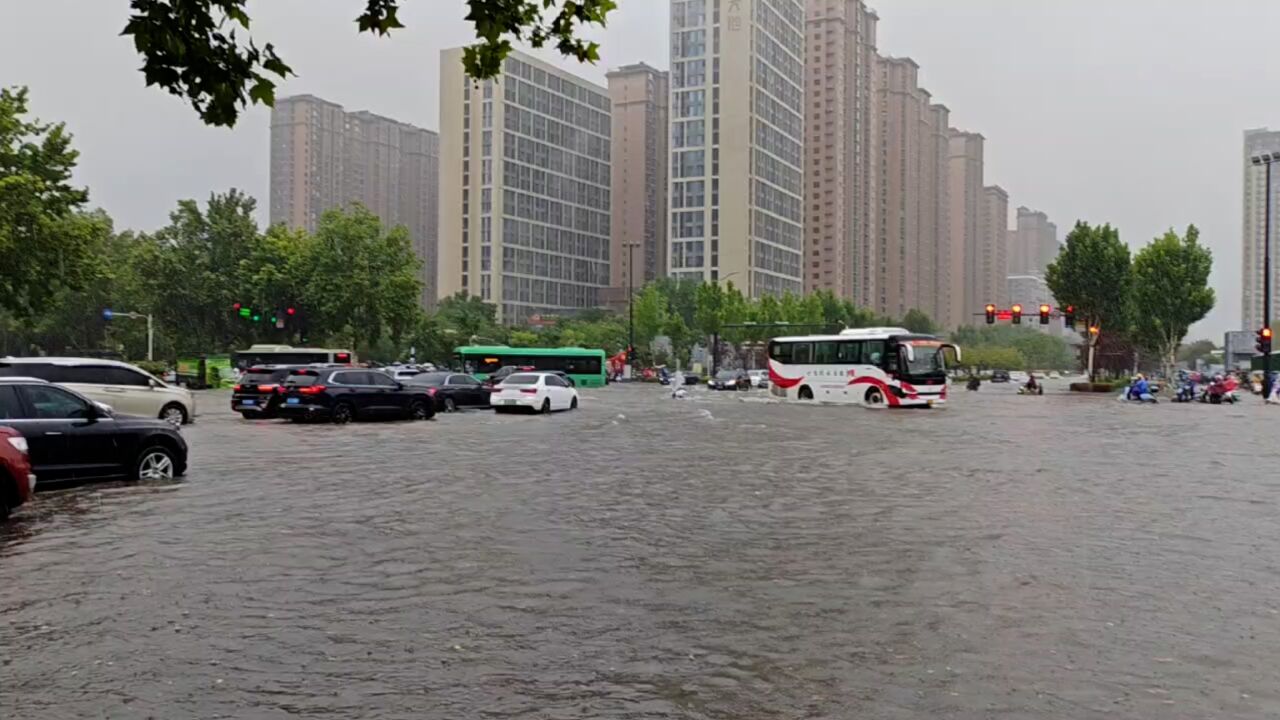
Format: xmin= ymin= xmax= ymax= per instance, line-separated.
xmin=0 ymin=358 xmax=196 ymax=425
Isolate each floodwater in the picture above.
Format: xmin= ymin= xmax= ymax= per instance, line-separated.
xmin=4 ymin=381 xmax=1280 ymax=719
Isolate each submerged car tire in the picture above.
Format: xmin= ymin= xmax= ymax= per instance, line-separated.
xmin=443 ymin=397 xmax=458 ymax=413
xmin=331 ymin=403 xmax=355 ymax=424
xmin=570 ymin=396 xmax=578 ymax=410
xmin=541 ymin=399 xmax=551 ymax=414
xmin=159 ymin=403 xmax=188 ymax=426
xmin=134 ymin=445 xmax=177 ymax=481
xmin=409 ymin=399 xmax=434 ymax=421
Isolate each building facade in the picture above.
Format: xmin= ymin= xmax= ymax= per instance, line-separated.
xmin=269 ymin=95 xmax=440 ymax=308
xmin=668 ymin=0 xmax=806 ymax=298
xmin=607 ymin=63 xmax=669 ymax=303
xmin=804 ymin=0 xmax=877 ymax=303
xmin=1008 ymin=205 xmax=1058 ymax=278
xmin=979 ymin=185 xmax=1009 ymax=313
xmin=947 ymin=129 xmax=984 ymax=330
xmin=1242 ymin=128 xmax=1280 ymax=332
xmin=438 ymin=48 xmax=612 ymax=324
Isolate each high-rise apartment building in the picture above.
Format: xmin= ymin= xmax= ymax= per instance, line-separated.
xmin=947 ymin=129 xmax=984 ymax=330
xmin=607 ymin=63 xmax=669 ymax=301
xmin=438 ymin=48 xmax=612 ymax=324
xmin=1242 ymin=128 xmax=1280 ymax=332
xmin=920 ymin=103 xmax=952 ymax=325
xmin=978 ymin=185 xmax=1009 ymax=312
xmin=668 ymin=0 xmax=806 ymax=297
xmin=804 ymin=0 xmax=877 ymax=303
xmin=1008 ymin=206 xmax=1058 ymax=278
xmin=269 ymin=95 xmax=440 ymax=307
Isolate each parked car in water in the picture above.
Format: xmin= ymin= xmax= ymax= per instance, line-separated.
xmin=0 ymin=425 xmax=35 ymax=520
xmin=483 ymin=365 xmax=536 ymax=388
xmin=383 ymin=365 xmax=432 ymax=381
xmin=709 ymin=370 xmax=751 ymax=391
xmin=0 ymin=357 xmax=196 ymax=425
xmin=0 ymin=377 xmax=188 ymax=484
xmin=747 ymin=369 xmax=769 ymax=389
xmin=278 ymin=367 xmax=436 ymax=424
xmin=231 ymin=364 xmax=322 ymax=419
xmin=990 ymin=369 xmax=1011 ymax=383
xmin=490 ymin=372 xmax=579 ymax=413
xmin=402 ymin=372 xmax=493 ymax=412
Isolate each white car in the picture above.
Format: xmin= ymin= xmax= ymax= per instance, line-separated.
xmin=0 ymin=357 xmax=196 ymax=425
xmin=490 ymin=372 xmax=579 ymax=413
xmin=747 ymin=369 xmax=769 ymax=388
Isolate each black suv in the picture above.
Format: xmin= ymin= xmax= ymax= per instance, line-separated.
xmin=990 ymin=369 xmax=1011 ymax=383
xmin=0 ymin=377 xmax=188 ymax=483
xmin=402 ymin=372 xmax=492 ymax=412
xmin=231 ymin=364 xmax=332 ymax=419
xmin=278 ymin=368 xmax=436 ymax=424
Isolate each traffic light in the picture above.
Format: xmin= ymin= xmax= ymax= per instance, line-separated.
xmin=1089 ymin=325 xmax=1100 ymax=338
xmin=251 ymin=313 xmax=261 ymax=322
xmin=286 ymin=307 xmax=296 ymax=316
xmin=238 ymin=306 xmax=251 ymax=318
xmin=1039 ymin=304 xmax=1051 ymax=325
xmin=985 ymin=304 xmax=996 ymax=324
xmin=1064 ymin=305 xmax=1075 ymax=330
xmin=232 ymin=302 xmax=242 ymax=311
xmin=1011 ymin=304 xmax=1023 ymax=324
xmin=1257 ymin=327 xmax=1273 ymax=355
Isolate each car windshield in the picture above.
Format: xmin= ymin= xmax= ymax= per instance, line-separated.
xmin=242 ymin=369 xmax=288 ymax=384
xmin=502 ymin=374 xmax=540 ymax=385
xmin=284 ymin=372 xmax=320 ymax=386
xmin=715 ymin=371 xmax=737 ymax=380
xmin=405 ymin=372 xmax=450 ymax=386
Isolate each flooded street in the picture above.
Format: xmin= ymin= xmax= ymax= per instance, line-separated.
xmin=4 ymin=382 xmax=1280 ymax=718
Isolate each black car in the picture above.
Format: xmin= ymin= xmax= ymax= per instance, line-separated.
xmin=483 ymin=365 xmax=536 ymax=388
xmin=990 ymin=369 xmax=1011 ymax=383
xmin=278 ymin=368 xmax=436 ymax=424
xmin=709 ymin=370 xmax=751 ymax=391
xmin=231 ymin=364 xmax=320 ymax=418
xmin=402 ymin=372 xmax=492 ymax=412
xmin=0 ymin=377 xmax=188 ymax=483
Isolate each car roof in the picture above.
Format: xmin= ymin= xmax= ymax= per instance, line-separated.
xmin=0 ymin=376 xmax=49 ymax=384
xmin=0 ymin=356 xmax=140 ymax=368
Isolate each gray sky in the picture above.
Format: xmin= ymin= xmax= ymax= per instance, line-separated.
xmin=4 ymin=0 xmax=1278 ymax=338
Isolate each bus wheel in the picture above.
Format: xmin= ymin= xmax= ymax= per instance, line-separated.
xmin=798 ymin=386 xmax=814 ymax=401
xmin=864 ymin=387 xmax=886 ymax=406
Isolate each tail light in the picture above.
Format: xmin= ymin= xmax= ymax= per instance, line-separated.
xmin=297 ymin=385 xmax=326 ymax=395
xmin=257 ymin=384 xmax=276 ymax=393
xmin=233 ymin=384 xmax=242 ymax=392
xmin=520 ymin=388 xmax=538 ymax=395
xmin=426 ymin=387 xmax=437 ymax=396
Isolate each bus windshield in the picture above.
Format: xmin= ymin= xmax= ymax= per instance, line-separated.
xmin=903 ymin=341 xmax=947 ymax=375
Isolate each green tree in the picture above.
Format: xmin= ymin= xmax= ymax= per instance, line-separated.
xmin=694 ymin=282 xmax=725 ymax=341
xmin=1130 ymin=225 xmax=1215 ymax=378
xmin=1045 ymin=221 xmax=1132 ymax=380
xmin=508 ymin=329 xmax=539 ymax=347
xmin=435 ymin=291 xmax=505 ymax=345
xmin=0 ymin=87 xmax=95 ymax=317
xmin=664 ymin=313 xmax=695 ymax=369
xmin=960 ymin=346 xmax=1026 ymax=372
xmin=631 ymin=284 xmax=668 ymax=362
xmin=122 ymin=0 xmax=617 ymax=127
xmin=901 ymin=308 xmax=938 ymax=334
xmin=1177 ymin=339 xmax=1217 ymax=366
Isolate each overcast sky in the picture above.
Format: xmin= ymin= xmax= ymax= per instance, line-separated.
xmin=4 ymin=0 xmax=1279 ymax=337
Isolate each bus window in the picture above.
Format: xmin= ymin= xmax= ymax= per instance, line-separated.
xmin=768 ymin=342 xmax=793 ymax=363
xmin=836 ymin=340 xmax=863 ymax=364
xmin=792 ymin=342 xmax=813 ymax=364
xmin=814 ymin=341 xmax=839 ymax=364
xmin=864 ymin=340 xmax=886 ymax=367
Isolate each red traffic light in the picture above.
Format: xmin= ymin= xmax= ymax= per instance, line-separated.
xmin=1011 ymin=304 xmax=1023 ymax=324
xmin=232 ymin=302 xmax=241 ymax=311
xmin=1264 ymin=328 xmax=1274 ymax=339
xmin=286 ymin=307 xmax=296 ymax=316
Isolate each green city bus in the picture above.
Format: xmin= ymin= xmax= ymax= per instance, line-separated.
xmin=456 ymin=346 xmax=608 ymax=388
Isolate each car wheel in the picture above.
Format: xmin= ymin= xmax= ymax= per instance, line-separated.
xmin=409 ymin=399 xmax=434 ymax=421
xmin=798 ymin=386 xmax=814 ymax=401
xmin=570 ymin=396 xmax=579 ymax=410
xmin=865 ymin=387 xmax=886 ymax=406
xmin=331 ymin=403 xmax=355 ymax=424
xmin=134 ymin=446 xmax=177 ymax=481
xmin=443 ymin=397 xmax=458 ymax=413
xmin=541 ymin=398 xmax=551 ymax=414
xmin=159 ymin=403 xmax=188 ymax=426
xmin=239 ymin=412 xmax=256 ymax=420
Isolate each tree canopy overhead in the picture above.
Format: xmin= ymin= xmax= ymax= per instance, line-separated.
xmin=122 ymin=0 xmax=618 ymax=127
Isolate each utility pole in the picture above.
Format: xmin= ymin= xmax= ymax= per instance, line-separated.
xmin=1253 ymin=152 xmax=1276 ymax=398
xmin=627 ymin=241 xmax=635 ymax=380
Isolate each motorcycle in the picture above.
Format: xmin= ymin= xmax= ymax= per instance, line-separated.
xmin=1172 ymin=381 xmax=1198 ymax=403
xmin=1117 ymin=386 xmax=1159 ymax=403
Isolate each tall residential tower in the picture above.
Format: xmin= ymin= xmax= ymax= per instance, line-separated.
xmin=1242 ymin=128 xmax=1280 ymax=332
xmin=668 ymin=0 xmax=806 ymax=297
xmin=607 ymin=63 xmax=669 ymax=302
xmin=438 ymin=48 xmax=612 ymax=323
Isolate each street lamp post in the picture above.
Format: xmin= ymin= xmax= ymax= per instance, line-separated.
xmin=103 ymin=309 xmax=154 ymax=361
xmin=1252 ymin=152 xmax=1277 ymax=399
xmin=627 ymin=241 xmax=636 ymax=381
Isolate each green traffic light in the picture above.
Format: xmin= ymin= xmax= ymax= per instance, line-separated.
xmin=252 ymin=314 xmax=261 ymax=322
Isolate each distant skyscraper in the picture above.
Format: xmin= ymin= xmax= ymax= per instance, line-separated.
xmin=979 ymin=185 xmax=1009 ymax=312
xmin=1242 ymin=128 xmax=1280 ymax=332
xmin=437 ymin=48 xmax=612 ymax=323
xmin=947 ymin=129 xmax=984 ymax=329
xmin=607 ymin=63 xmax=669 ymax=301
xmin=1007 ymin=274 xmax=1058 ymax=334
xmin=269 ymin=95 xmax=439 ymax=308
xmin=668 ymin=0 xmax=806 ymax=297
xmin=1008 ymin=206 xmax=1058 ymax=278
xmin=804 ymin=0 xmax=877 ymax=303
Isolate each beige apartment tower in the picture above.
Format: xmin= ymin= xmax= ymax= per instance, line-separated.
xmin=438 ymin=48 xmax=612 ymax=323
xmin=1242 ymin=128 xmax=1280 ymax=332
xmin=668 ymin=0 xmax=806 ymax=297
xmin=607 ymin=63 xmax=669 ymax=299
xmin=1008 ymin=206 xmax=1058 ymax=278
xmin=269 ymin=95 xmax=439 ymax=308
xmin=804 ymin=0 xmax=877 ymax=303
xmin=947 ymin=130 xmax=984 ymax=329
xmin=978 ymin=185 xmax=1009 ymax=313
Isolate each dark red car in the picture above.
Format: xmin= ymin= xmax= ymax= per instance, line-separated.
xmin=0 ymin=426 xmax=35 ymax=520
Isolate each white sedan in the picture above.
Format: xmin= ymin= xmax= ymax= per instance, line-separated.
xmin=490 ymin=372 xmax=579 ymax=413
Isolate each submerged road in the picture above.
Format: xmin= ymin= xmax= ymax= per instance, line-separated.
xmin=3 ymin=382 xmax=1280 ymax=719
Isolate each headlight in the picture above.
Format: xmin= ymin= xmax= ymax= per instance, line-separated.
xmin=6 ymin=436 xmax=29 ymax=454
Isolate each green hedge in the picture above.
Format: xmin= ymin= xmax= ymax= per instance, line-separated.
xmin=1069 ymin=381 xmax=1117 ymax=393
